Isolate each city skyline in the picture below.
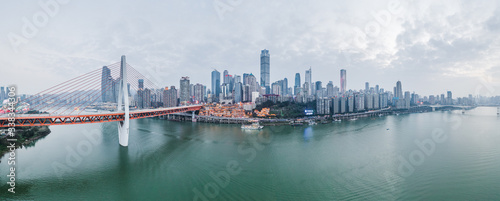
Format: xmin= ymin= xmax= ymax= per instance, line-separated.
xmin=1 ymin=1 xmax=500 ymax=97
xmin=0 ymin=51 xmax=494 ymax=101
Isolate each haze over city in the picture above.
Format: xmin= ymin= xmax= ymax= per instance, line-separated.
xmin=1 ymin=0 xmax=500 ymax=97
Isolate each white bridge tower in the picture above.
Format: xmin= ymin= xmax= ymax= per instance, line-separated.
xmin=117 ymin=55 xmax=130 ymax=146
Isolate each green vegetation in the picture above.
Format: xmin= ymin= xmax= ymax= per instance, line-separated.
xmin=255 ymin=101 xmax=316 ymax=118
xmin=0 ymin=126 xmax=51 ymax=157
xmin=25 ymin=110 xmax=48 ymax=114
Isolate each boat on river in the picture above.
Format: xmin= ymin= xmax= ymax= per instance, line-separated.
xmin=241 ymin=122 xmax=263 ymax=130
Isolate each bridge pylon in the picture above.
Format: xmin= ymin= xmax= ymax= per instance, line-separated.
xmin=117 ymin=55 xmax=130 ymax=146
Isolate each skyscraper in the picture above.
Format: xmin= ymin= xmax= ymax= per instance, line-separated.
xmin=163 ymin=86 xmax=178 ymax=107
xmin=243 ymin=85 xmax=251 ymax=102
xmin=234 ymin=82 xmax=243 ymax=103
xmin=220 ymin=83 xmax=229 ymax=99
xmin=127 ymin=83 xmax=131 ymax=96
xmin=0 ymin=87 xmax=4 ymax=101
xmin=326 ymin=82 xmax=334 ymax=98
xmin=404 ymin=91 xmax=411 ymax=108
xmin=283 ymin=78 xmax=288 ymax=96
xmin=101 ymin=66 xmax=112 ymax=102
xmin=260 ymin=49 xmax=270 ymax=94
xmin=194 ymin=84 xmax=204 ymax=103
xmin=228 ymin=74 xmax=234 ymax=92
xmin=137 ymin=86 xmax=151 ymax=109
xmin=190 ymin=84 xmax=194 ymax=98
xmin=234 ymin=75 xmax=241 ymax=84
xmin=396 ymin=81 xmax=402 ymax=98
xmin=294 ymin=73 xmax=301 ymax=95
xmin=211 ymin=70 xmax=221 ymax=99
xmin=447 ymin=91 xmax=453 ymax=105
xmin=246 ymin=73 xmax=258 ymax=92
xmin=243 ymin=73 xmax=249 ymax=85
xmin=143 ymin=88 xmax=151 ymax=108
xmin=302 ymin=82 xmax=309 ymax=97
xmin=170 ymin=86 xmax=178 ymax=107
xmin=223 ymin=70 xmax=229 ymax=84
xmin=305 ymin=67 xmax=312 ymax=95
xmin=340 ymin=69 xmax=346 ymax=94
xmin=365 ymin=82 xmax=369 ymax=92
xmin=315 ymin=81 xmax=322 ymax=96
xmin=138 ymin=79 xmax=144 ymax=89
xmin=134 ymin=78 xmax=145 ymax=106
xmin=272 ymin=82 xmax=281 ymax=96
xmin=180 ymin=76 xmax=190 ymax=105
xmin=112 ymin=80 xmax=120 ymax=103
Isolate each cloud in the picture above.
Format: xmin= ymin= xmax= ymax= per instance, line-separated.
xmin=0 ymin=0 xmax=499 ymax=97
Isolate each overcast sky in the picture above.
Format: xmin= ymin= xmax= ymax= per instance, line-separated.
xmin=1 ymin=0 xmax=500 ymax=97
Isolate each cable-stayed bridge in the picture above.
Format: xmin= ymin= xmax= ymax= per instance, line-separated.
xmin=0 ymin=56 xmax=202 ymax=146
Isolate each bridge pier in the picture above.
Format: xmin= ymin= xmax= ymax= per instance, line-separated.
xmin=117 ymin=55 xmax=130 ymax=147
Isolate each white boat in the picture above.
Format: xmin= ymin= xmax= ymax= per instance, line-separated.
xmin=241 ymin=122 xmax=263 ymax=130
xmin=308 ymin=120 xmax=317 ymax=125
xmin=349 ymin=118 xmax=358 ymax=121
xmin=333 ymin=119 xmax=342 ymax=122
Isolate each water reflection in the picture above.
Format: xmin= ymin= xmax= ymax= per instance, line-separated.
xmin=303 ymin=127 xmax=313 ymax=141
xmin=118 ymin=146 xmax=130 ymax=200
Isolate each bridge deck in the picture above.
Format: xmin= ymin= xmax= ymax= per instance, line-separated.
xmin=0 ymin=105 xmax=202 ymax=127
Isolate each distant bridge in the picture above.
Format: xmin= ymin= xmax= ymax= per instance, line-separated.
xmin=428 ymin=104 xmax=476 ymax=110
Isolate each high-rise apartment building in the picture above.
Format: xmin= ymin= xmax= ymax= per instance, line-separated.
xmin=162 ymin=86 xmax=178 ymax=107
xmin=180 ymin=76 xmax=190 ymax=105
xmin=194 ymin=84 xmax=204 ymax=103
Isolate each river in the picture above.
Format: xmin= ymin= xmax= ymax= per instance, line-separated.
xmin=1 ymin=107 xmax=499 ymax=200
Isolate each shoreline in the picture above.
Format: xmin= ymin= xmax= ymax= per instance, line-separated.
xmin=0 ymin=126 xmax=51 ymax=162
xmin=168 ymin=105 xmax=476 ymax=126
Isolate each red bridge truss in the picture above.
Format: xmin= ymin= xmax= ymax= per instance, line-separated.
xmin=0 ymin=105 xmax=202 ymax=128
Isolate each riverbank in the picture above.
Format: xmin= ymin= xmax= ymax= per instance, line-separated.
xmin=166 ymin=105 xmax=456 ymax=126
xmin=0 ymin=126 xmax=51 ymax=161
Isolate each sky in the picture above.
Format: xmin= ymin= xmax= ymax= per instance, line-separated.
xmin=1 ymin=0 xmax=500 ymax=98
